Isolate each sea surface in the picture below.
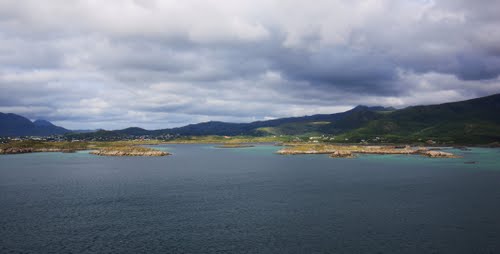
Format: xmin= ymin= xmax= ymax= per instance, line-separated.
xmin=1 ymin=145 xmax=500 ymax=253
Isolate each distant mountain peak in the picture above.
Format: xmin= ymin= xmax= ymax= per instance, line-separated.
xmin=33 ymin=119 xmax=56 ymax=127
xmin=352 ymin=105 xmax=395 ymax=111
xmin=352 ymin=105 xmax=369 ymax=110
xmin=0 ymin=113 xmax=70 ymax=137
xmin=122 ymin=127 xmax=147 ymax=131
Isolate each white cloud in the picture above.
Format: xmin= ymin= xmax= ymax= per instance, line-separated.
xmin=0 ymin=0 xmax=499 ymax=129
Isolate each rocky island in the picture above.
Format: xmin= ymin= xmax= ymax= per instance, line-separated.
xmin=215 ymin=143 xmax=255 ymax=148
xmin=90 ymin=146 xmax=169 ymax=156
xmin=277 ymin=144 xmax=459 ymax=158
xmin=330 ymin=150 xmax=356 ymax=158
xmin=0 ymin=140 xmax=170 ymax=157
xmin=0 ymin=147 xmax=83 ymax=154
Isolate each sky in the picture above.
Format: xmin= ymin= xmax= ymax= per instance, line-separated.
xmin=1 ymin=0 xmax=500 ymax=130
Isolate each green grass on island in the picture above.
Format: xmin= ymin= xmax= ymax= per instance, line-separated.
xmin=0 ymin=135 xmax=490 ymax=157
xmin=89 ymin=146 xmax=170 ymax=156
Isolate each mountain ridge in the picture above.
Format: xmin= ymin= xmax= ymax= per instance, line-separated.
xmin=67 ymin=93 xmax=500 ymax=143
xmin=0 ymin=113 xmax=70 ymax=137
xmin=2 ymin=93 xmax=500 ymax=144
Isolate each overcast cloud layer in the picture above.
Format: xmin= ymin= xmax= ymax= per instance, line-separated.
xmin=1 ymin=0 xmax=500 ymax=129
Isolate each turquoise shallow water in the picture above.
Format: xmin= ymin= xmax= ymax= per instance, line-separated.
xmin=1 ymin=145 xmax=500 ymax=253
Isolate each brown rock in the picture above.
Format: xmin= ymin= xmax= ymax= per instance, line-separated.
xmin=89 ymin=149 xmax=170 ymax=157
xmin=420 ymin=150 xmax=459 ymax=158
xmin=0 ymin=147 xmax=34 ymax=154
xmin=330 ymin=150 xmax=355 ymax=158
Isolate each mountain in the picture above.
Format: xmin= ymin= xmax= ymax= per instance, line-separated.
xmin=157 ymin=105 xmax=400 ymax=136
xmin=341 ymin=93 xmax=500 ymax=143
xmin=33 ymin=119 xmax=55 ymax=127
xmin=251 ymin=94 xmax=500 ymax=143
xmin=50 ymin=93 xmax=500 ymax=144
xmin=62 ymin=102 xmax=427 ymax=138
xmin=63 ymin=105 xmax=388 ymax=139
xmin=33 ymin=119 xmax=70 ymax=136
xmin=0 ymin=113 xmax=71 ymax=137
xmin=0 ymin=113 xmax=35 ymax=137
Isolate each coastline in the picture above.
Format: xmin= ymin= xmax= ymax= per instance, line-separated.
xmin=276 ymin=144 xmax=460 ymax=158
xmin=214 ymin=143 xmax=255 ymax=148
xmin=0 ymin=141 xmax=171 ymax=157
xmin=2 ymin=140 xmax=495 ymax=158
xmin=89 ymin=148 xmax=170 ymax=156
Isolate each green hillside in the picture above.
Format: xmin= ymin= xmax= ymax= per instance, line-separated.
xmin=337 ymin=94 xmax=500 ymax=144
xmin=62 ymin=93 xmax=500 ymax=144
xmin=247 ymin=93 xmax=500 ymax=144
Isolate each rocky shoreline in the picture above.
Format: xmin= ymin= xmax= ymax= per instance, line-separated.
xmin=0 ymin=147 xmax=35 ymax=154
xmin=0 ymin=142 xmax=461 ymax=158
xmin=277 ymin=145 xmax=459 ymax=158
xmin=215 ymin=143 xmax=255 ymax=148
xmin=0 ymin=146 xmax=169 ymax=157
xmin=330 ymin=150 xmax=356 ymax=158
xmin=0 ymin=147 xmax=81 ymax=154
xmin=89 ymin=147 xmax=170 ymax=156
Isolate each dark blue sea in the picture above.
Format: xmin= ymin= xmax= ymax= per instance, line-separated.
xmin=1 ymin=144 xmax=500 ymax=253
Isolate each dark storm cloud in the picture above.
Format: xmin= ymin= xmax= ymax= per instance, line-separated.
xmin=0 ymin=0 xmax=499 ymax=129
xmin=270 ymin=47 xmax=400 ymax=94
